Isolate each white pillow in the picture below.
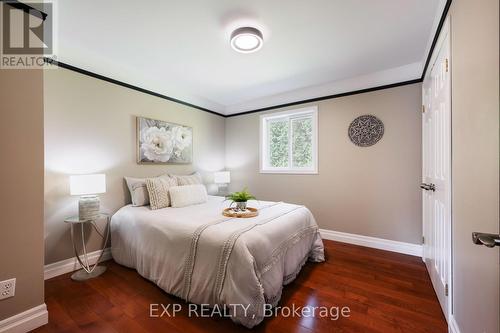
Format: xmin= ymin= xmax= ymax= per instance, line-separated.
xmin=169 ymin=184 xmax=208 ymax=208
xmin=173 ymin=172 xmax=203 ymax=186
xmin=125 ymin=176 xmax=150 ymax=206
xmin=146 ymin=175 xmax=178 ymax=210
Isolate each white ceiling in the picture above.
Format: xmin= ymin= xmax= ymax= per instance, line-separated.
xmin=55 ymin=0 xmax=446 ymax=115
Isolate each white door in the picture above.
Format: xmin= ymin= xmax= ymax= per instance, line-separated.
xmin=422 ymin=20 xmax=451 ymax=321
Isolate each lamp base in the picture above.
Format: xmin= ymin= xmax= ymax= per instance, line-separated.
xmin=79 ymin=195 xmax=100 ymax=221
xmin=217 ymin=184 xmax=229 ymax=196
xmin=71 ymin=265 xmax=107 ymax=281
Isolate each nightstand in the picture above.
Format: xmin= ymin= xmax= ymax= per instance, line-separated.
xmin=64 ymin=214 xmax=110 ymax=281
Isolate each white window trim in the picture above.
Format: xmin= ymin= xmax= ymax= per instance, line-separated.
xmin=259 ymin=106 xmax=318 ymax=174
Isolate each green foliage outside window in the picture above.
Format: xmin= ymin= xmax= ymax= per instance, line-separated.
xmin=268 ymin=117 xmax=313 ymax=169
xmin=292 ymin=118 xmax=313 ymax=167
xmin=269 ymin=120 xmax=289 ymax=167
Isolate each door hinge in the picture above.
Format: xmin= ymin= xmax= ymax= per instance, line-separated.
xmin=445 ymin=58 xmax=449 ymax=73
xmin=422 ymin=105 xmax=425 ymax=113
xmin=445 ymin=283 xmax=449 ymax=296
xmin=422 ymin=236 xmax=425 ymax=244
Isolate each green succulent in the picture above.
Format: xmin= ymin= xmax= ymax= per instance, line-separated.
xmin=225 ymin=187 xmax=256 ymax=202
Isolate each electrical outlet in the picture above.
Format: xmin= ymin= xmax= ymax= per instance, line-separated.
xmin=0 ymin=278 xmax=16 ymax=300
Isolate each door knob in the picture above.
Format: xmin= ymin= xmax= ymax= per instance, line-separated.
xmin=472 ymin=232 xmax=500 ymax=248
xmin=420 ymin=183 xmax=436 ymax=191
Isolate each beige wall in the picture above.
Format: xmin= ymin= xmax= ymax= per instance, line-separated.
xmin=226 ymin=83 xmax=422 ymax=244
xmin=44 ymin=68 xmax=226 ymax=264
xmin=0 ymin=69 xmax=45 ymax=320
xmin=449 ymin=0 xmax=499 ymax=331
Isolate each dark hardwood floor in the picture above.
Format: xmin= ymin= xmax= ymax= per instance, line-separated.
xmin=33 ymin=240 xmax=447 ymax=333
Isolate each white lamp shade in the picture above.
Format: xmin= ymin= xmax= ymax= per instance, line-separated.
xmin=70 ymin=174 xmax=106 ymax=196
xmin=214 ymin=171 xmax=230 ymax=184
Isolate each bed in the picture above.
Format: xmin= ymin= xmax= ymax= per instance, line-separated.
xmin=110 ymin=195 xmax=324 ymax=328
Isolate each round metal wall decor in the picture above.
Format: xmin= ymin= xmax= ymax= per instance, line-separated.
xmin=348 ymin=115 xmax=384 ymax=147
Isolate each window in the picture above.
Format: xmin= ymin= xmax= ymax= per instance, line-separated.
xmin=260 ymin=106 xmax=318 ymax=174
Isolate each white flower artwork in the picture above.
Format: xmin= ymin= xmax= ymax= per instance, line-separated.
xmin=137 ymin=117 xmax=193 ymax=164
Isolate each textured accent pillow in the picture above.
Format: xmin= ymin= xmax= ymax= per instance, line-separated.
xmin=145 ymin=175 xmax=178 ymax=210
xmin=174 ymin=172 xmax=203 ymax=186
xmin=169 ymin=184 xmax=208 ymax=208
xmin=125 ymin=177 xmax=150 ymax=206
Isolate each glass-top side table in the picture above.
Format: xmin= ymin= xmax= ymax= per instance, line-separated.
xmin=64 ymin=213 xmax=110 ymax=281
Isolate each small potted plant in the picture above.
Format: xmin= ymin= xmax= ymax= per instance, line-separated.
xmin=225 ymin=188 xmax=256 ymax=211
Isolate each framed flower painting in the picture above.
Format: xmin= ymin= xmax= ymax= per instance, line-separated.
xmin=137 ymin=116 xmax=193 ymax=164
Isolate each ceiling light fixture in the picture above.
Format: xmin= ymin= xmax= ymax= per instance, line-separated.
xmin=230 ymin=27 xmax=263 ymax=53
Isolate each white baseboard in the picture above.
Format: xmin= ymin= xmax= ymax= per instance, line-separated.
xmin=44 ymin=248 xmax=112 ymax=280
xmin=319 ymin=229 xmax=423 ymax=257
xmin=448 ymin=315 xmax=460 ymax=333
xmin=0 ymin=304 xmax=48 ymax=333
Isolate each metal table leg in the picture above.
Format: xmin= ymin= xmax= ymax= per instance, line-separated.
xmin=70 ymin=216 xmax=109 ymax=281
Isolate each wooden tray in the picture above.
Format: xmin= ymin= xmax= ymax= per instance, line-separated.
xmin=222 ymin=207 xmax=259 ymax=218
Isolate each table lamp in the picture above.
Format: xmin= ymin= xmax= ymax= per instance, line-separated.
xmin=214 ymin=171 xmax=230 ymax=196
xmin=70 ymin=174 xmax=106 ymax=220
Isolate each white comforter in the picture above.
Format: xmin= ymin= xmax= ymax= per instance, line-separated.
xmin=111 ymin=196 xmax=324 ymax=327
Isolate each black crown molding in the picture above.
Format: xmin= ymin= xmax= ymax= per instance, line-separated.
xmin=420 ymin=0 xmax=452 ymax=80
xmin=44 ymin=58 xmax=226 ymax=118
xmin=43 ymin=0 xmax=452 ymax=118
xmin=225 ymin=79 xmax=422 ymax=117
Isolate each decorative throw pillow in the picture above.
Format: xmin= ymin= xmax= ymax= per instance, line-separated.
xmin=145 ymin=175 xmax=178 ymax=210
xmin=169 ymin=184 xmax=208 ymax=208
xmin=174 ymin=172 xmax=203 ymax=186
xmin=125 ymin=177 xmax=150 ymax=206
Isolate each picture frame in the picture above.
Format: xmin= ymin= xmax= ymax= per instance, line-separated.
xmin=136 ymin=116 xmax=193 ymax=164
